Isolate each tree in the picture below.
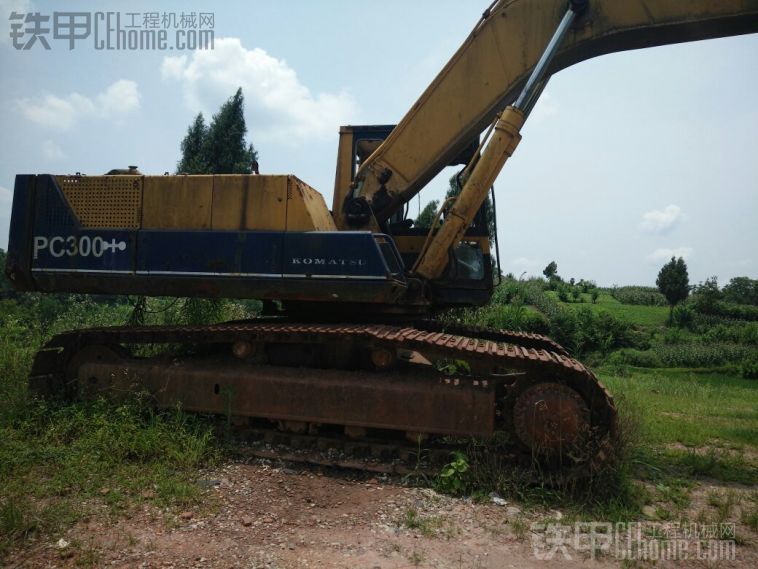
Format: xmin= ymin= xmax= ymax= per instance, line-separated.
xmin=177 ymin=113 xmax=208 ymax=174
xmin=656 ymin=256 xmax=690 ymax=325
xmin=543 ymin=261 xmax=558 ymax=279
xmin=691 ymin=276 xmax=721 ymax=314
xmin=723 ymin=276 xmax=758 ymax=306
xmin=176 ymin=87 xmax=258 ymax=175
xmin=415 ymin=199 xmax=439 ymax=228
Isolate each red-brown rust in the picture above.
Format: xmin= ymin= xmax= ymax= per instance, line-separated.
xmin=30 ymin=319 xmax=618 ymax=475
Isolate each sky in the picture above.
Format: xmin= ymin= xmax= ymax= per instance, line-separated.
xmin=0 ymin=0 xmax=756 ymax=287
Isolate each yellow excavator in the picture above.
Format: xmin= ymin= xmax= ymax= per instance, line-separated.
xmin=6 ymin=0 xmax=758 ymax=475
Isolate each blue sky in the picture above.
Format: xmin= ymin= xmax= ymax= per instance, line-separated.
xmin=1 ymin=0 xmax=756 ymax=286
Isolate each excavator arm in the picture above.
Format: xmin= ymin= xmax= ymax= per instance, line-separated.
xmin=340 ymin=0 xmax=758 ymax=236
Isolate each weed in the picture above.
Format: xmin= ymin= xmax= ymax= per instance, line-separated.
xmin=740 ymin=492 xmax=758 ymax=531
xmin=434 ymin=451 xmax=471 ymax=495
xmin=408 ymin=549 xmax=424 ymax=566
xmin=510 ymin=516 xmax=528 ymax=541
xmin=403 ymin=507 xmax=443 ymax=537
xmin=707 ymin=489 xmax=738 ymax=522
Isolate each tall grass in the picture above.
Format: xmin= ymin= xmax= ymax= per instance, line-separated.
xmin=0 ymin=299 xmax=221 ymax=560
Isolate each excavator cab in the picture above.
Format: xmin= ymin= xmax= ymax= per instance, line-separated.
xmin=332 ymin=125 xmax=495 ymax=307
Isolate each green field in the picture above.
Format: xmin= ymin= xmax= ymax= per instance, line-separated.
xmin=546 ymin=290 xmax=670 ymax=327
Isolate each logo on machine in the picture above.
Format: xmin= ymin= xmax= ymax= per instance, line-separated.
xmin=290 ymin=257 xmax=367 ymax=267
xmin=33 ymin=235 xmax=127 ymax=259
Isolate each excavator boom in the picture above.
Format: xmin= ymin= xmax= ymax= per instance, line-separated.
xmin=343 ymin=0 xmax=758 ymax=228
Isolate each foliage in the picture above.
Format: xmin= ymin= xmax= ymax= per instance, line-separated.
xmin=0 ymin=298 xmax=220 ymax=560
xmin=177 ymin=88 xmax=258 ymax=175
xmin=610 ymin=343 xmax=752 ymax=368
xmin=700 ymin=322 xmax=758 ymax=345
xmin=176 ymin=113 xmax=209 ymax=174
xmin=610 ymin=286 xmax=667 ymax=307
xmin=690 ymin=276 xmax=721 ymax=314
xmin=414 ymin=199 xmax=439 ymax=228
xmin=672 ymin=304 xmax=694 ymax=330
xmin=656 ymin=257 xmax=689 ymax=324
xmin=435 ymin=451 xmax=471 ymax=495
xmin=607 ymin=349 xmax=662 ymax=368
xmin=543 ymin=261 xmax=558 ymax=280
xmin=741 ymin=353 xmax=758 ymax=379
xmin=723 ymin=276 xmax=758 ymax=306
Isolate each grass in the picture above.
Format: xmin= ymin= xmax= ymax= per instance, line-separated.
xmin=601 ymin=367 xmax=758 ymax=486
xmin=0 ymin=397 xmax=219 ymax=559
xmin=402 ymin=507 xmax=445 ymax=537
xmin=600 ymin=368 xmax=757 ymax=449
xmin=547 ymin=291 xmax=670 ymax=328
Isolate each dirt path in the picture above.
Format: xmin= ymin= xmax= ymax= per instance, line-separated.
xmin=8 ymin=461 xmax=755 ymax=568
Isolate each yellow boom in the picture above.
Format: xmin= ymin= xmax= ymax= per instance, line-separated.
xmin=337 ymin=0 xmax=758 ymax=271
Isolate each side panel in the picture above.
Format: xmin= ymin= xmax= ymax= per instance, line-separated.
xmin=5 ymin=175 xmax=407 ymax=303
xmin=5 ymin=175 xmax=36 ymax=290
xmin=142 ymin=176 xmax=213 ymax=229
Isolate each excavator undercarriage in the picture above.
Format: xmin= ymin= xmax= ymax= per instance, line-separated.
xmin=30 ymin=319 xmax=617 ymax=477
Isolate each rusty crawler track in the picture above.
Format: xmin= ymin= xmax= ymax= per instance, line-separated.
xmin=29 ymin=320 xmax=617 ymax=478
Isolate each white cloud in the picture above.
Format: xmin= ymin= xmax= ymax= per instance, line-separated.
xmin=161 ymin=38 xmax=359 ymax=144
xmin=0 ymin=185 xmax=12 ymax=201
xmin=511 ymin=257 xmax=538 ymax=268
xmin=639 ymin=204 xmax=683 ymax=234
xmin=530 ymin=91 xmax=558 ymax=123
xmin=17 ymin=79 xmax=140 ymax=130
xmin=42 ymin=139 xmax=65 ymax=160
xmin=647 ymin=247 xmax=693 ymax=264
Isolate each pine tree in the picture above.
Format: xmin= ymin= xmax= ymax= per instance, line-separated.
xmin=201 ymin=88 xmax=258 ymax=174
xmin=176 ymin=113 xmax=208 ymax=174
xmin=176 ymin=88 xmax=259 ymax=175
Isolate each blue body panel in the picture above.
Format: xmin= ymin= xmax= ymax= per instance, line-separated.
xmin=5 ymin=175 xmax=407 ymax=302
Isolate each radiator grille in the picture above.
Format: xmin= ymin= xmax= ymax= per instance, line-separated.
xmin=56 ymin=176 xmax=142 ymax=229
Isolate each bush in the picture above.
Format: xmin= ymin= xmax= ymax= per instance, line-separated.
xmin=672 ymin=304 xmax=695 ymax=330
xmin=607 ymin=349 xmax=662 ymax=368
xmin=700 ymin=322 xmax=758 ymax=345
xmin=610 ymin=286 xmax=667 ymax=306
xmin=723 ymin=276 xmax=758 ymax=306
xmin=741 ymin=353 xmax=758 ymax=379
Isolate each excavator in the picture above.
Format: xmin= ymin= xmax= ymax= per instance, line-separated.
xmin=5 ymin=0 xmax=758 ymax=475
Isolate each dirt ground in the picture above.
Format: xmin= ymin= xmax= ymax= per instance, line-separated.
xmin=6 ymin=460 xmax=756 ymax=569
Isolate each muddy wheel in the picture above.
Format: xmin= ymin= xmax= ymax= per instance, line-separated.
xmin=512 ymin=382 xmax=590 ymax=460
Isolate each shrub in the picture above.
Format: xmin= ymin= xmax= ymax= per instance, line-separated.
xmin=607 ymin=349 xmax=662 ymax=368
xmin=610 ymin=286 xmax=667 ymax=306
xmin=672 ymin=304 xmax=695 ymax=330
xmin=741 ymin=353 xmax=758 ymax=379
xmin=723 ymin=276 xmax=758 ymax=306
xmin=700 ymin=322 xmax=758 ymax=345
